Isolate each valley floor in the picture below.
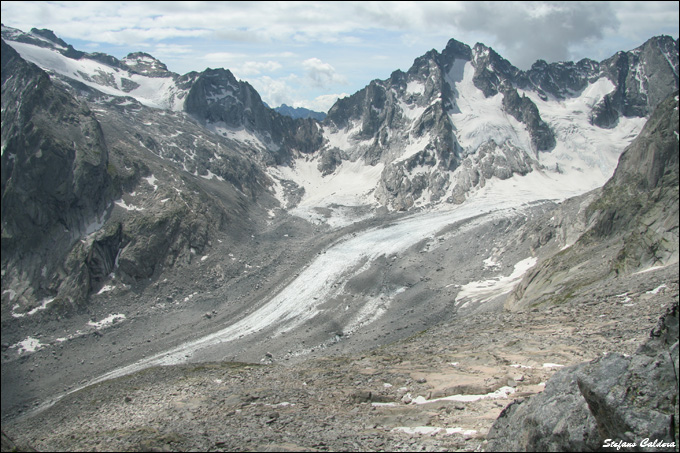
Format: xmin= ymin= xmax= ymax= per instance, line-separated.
xmin=3 ymin=264 xmax=677 ymax=452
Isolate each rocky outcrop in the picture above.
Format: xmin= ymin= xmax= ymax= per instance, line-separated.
xmin=520 ymin=58 xmax=600 ymax=100
xmin=121 ymin=52 xmax=173 ymax=78
xmin=448 ymin=140 xmax=537 ymax=204
xmin=471 ymin=43 xmax=522 ymax=97
xmin=501 ymin=86 xmax=555 ymax=152
xmin=486 ymin=301 xmax=679 ymax=452
xmin=1 ymin=39 xmax=275 ymax=316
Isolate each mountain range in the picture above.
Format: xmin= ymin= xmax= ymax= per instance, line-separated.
xmin=273 ymin=104 xmax=327 ymax=122
xmin=1 ymin=24 xmax=678 ymax=450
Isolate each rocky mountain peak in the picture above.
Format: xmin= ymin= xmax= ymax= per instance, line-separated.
xmin=29 ymin=28 xmax=68 ymax=48
xmin=2 ymin=38 xmax=115 ymax=308
xmin=183 ymin=66 xmax=323 ymax=165
xmin=470 ymin=42 xmax=521 ymax=97
xmin=184 ymin=67 xmax=260 ymax=127
xmin=441 ymin=38 xmax=472 ymax=62
xmin=121 ymin=51 xmax=172 ymax=77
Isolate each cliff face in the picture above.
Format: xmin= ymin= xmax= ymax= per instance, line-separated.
xmin=486 ymin=90 xmax=679 ymax=452
xmin=1 ymin=39 xmax=115 ymax=309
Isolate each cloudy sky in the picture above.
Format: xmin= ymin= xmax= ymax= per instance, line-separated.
xmin=2 ymin=1 xmax=678 ymax=112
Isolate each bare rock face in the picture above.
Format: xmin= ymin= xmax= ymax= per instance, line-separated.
xmin=486 ymin=302 xmax=679 ymax=452
xmin=592 ymin=36 xmax=679 ymax=128
xmin=501 ymin=86 xmax=555 ymax=152
xmin=1 ymin=39 xmax=115 ymax=310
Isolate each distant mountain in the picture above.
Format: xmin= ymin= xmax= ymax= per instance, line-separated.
xmin=3 ymin=24 xmax=677 ymax=215
xmin=274 ymin=104 xmax=327 ymax=121
xmin=315 ymin=36 xmax=679 ymax=210
xmin=1 ymin=32 xmax=272 ymax=313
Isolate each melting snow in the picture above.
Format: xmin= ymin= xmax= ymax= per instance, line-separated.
xmin=455 ymin=257 xmax=538 ymax=307
xmin=392 ymin=426 xmax=477 ymax=437
xmin=10 ymin=297 xmax=56 ymax=318
xmin=96 ymin=285 xmax=116 ymax=295
xmin=88 ymin=314 xmax=126 ymax=329
xmin=3 ymin=289 xmax=17 ymax=302
xmin=646 ymin=284 xmax=668 ymax=295
xmin=11 ymin=337 xmax=44 ymax=354
xmin=406 ymin=80 xmax=425 ymax=96
xmin=115 ymin=199 xmax=144 ymax=211
xmin=144 ymin=174 xmax=158 ymax=191
xmin=409 ymin=386 xmax=516 ymax=404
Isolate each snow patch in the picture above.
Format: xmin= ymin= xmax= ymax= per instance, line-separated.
xmin=88 ymin=313 xmax=126 ymax=329
xmin=392 ymin=426 xmax=477 ymax=437
xmin=144 ymin=174 xmax=158 ymax=191
xmin=409 ymin=386 xmax=516 ymax=404
xmin=646 ymin=284 xmax=668 ymax=295
xmin=406 ymin=80 xmax=425 ymax=96
xmin=11 ymin=337 xmax=44 ymax=355
xmin=455 ymin=257 xmax=538 ymax=307
xmin=199 ymin=170 xmax=225 ymax=182
xmin=115 ymin=198 xmax=144 ymax=211
xmin=96 ymin=285 xmax=116 ymax=295
xmin=27 ymin=297 xmax=56 ymax=315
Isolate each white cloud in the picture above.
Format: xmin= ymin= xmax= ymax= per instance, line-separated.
xmin=249 ymin=75 xmax=346 ymax=113
xmin=250 ymin=75 xmax=299 ymax=108
xmin=303 ymin=58 xmax=348 ymax=88
xmin=295 ymin=93 xmax=351 ymax=113
xmin=153 ymin=43 xmax=194 ymax=56
xmin=237 ymin=61 xmax=283 ymax=77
